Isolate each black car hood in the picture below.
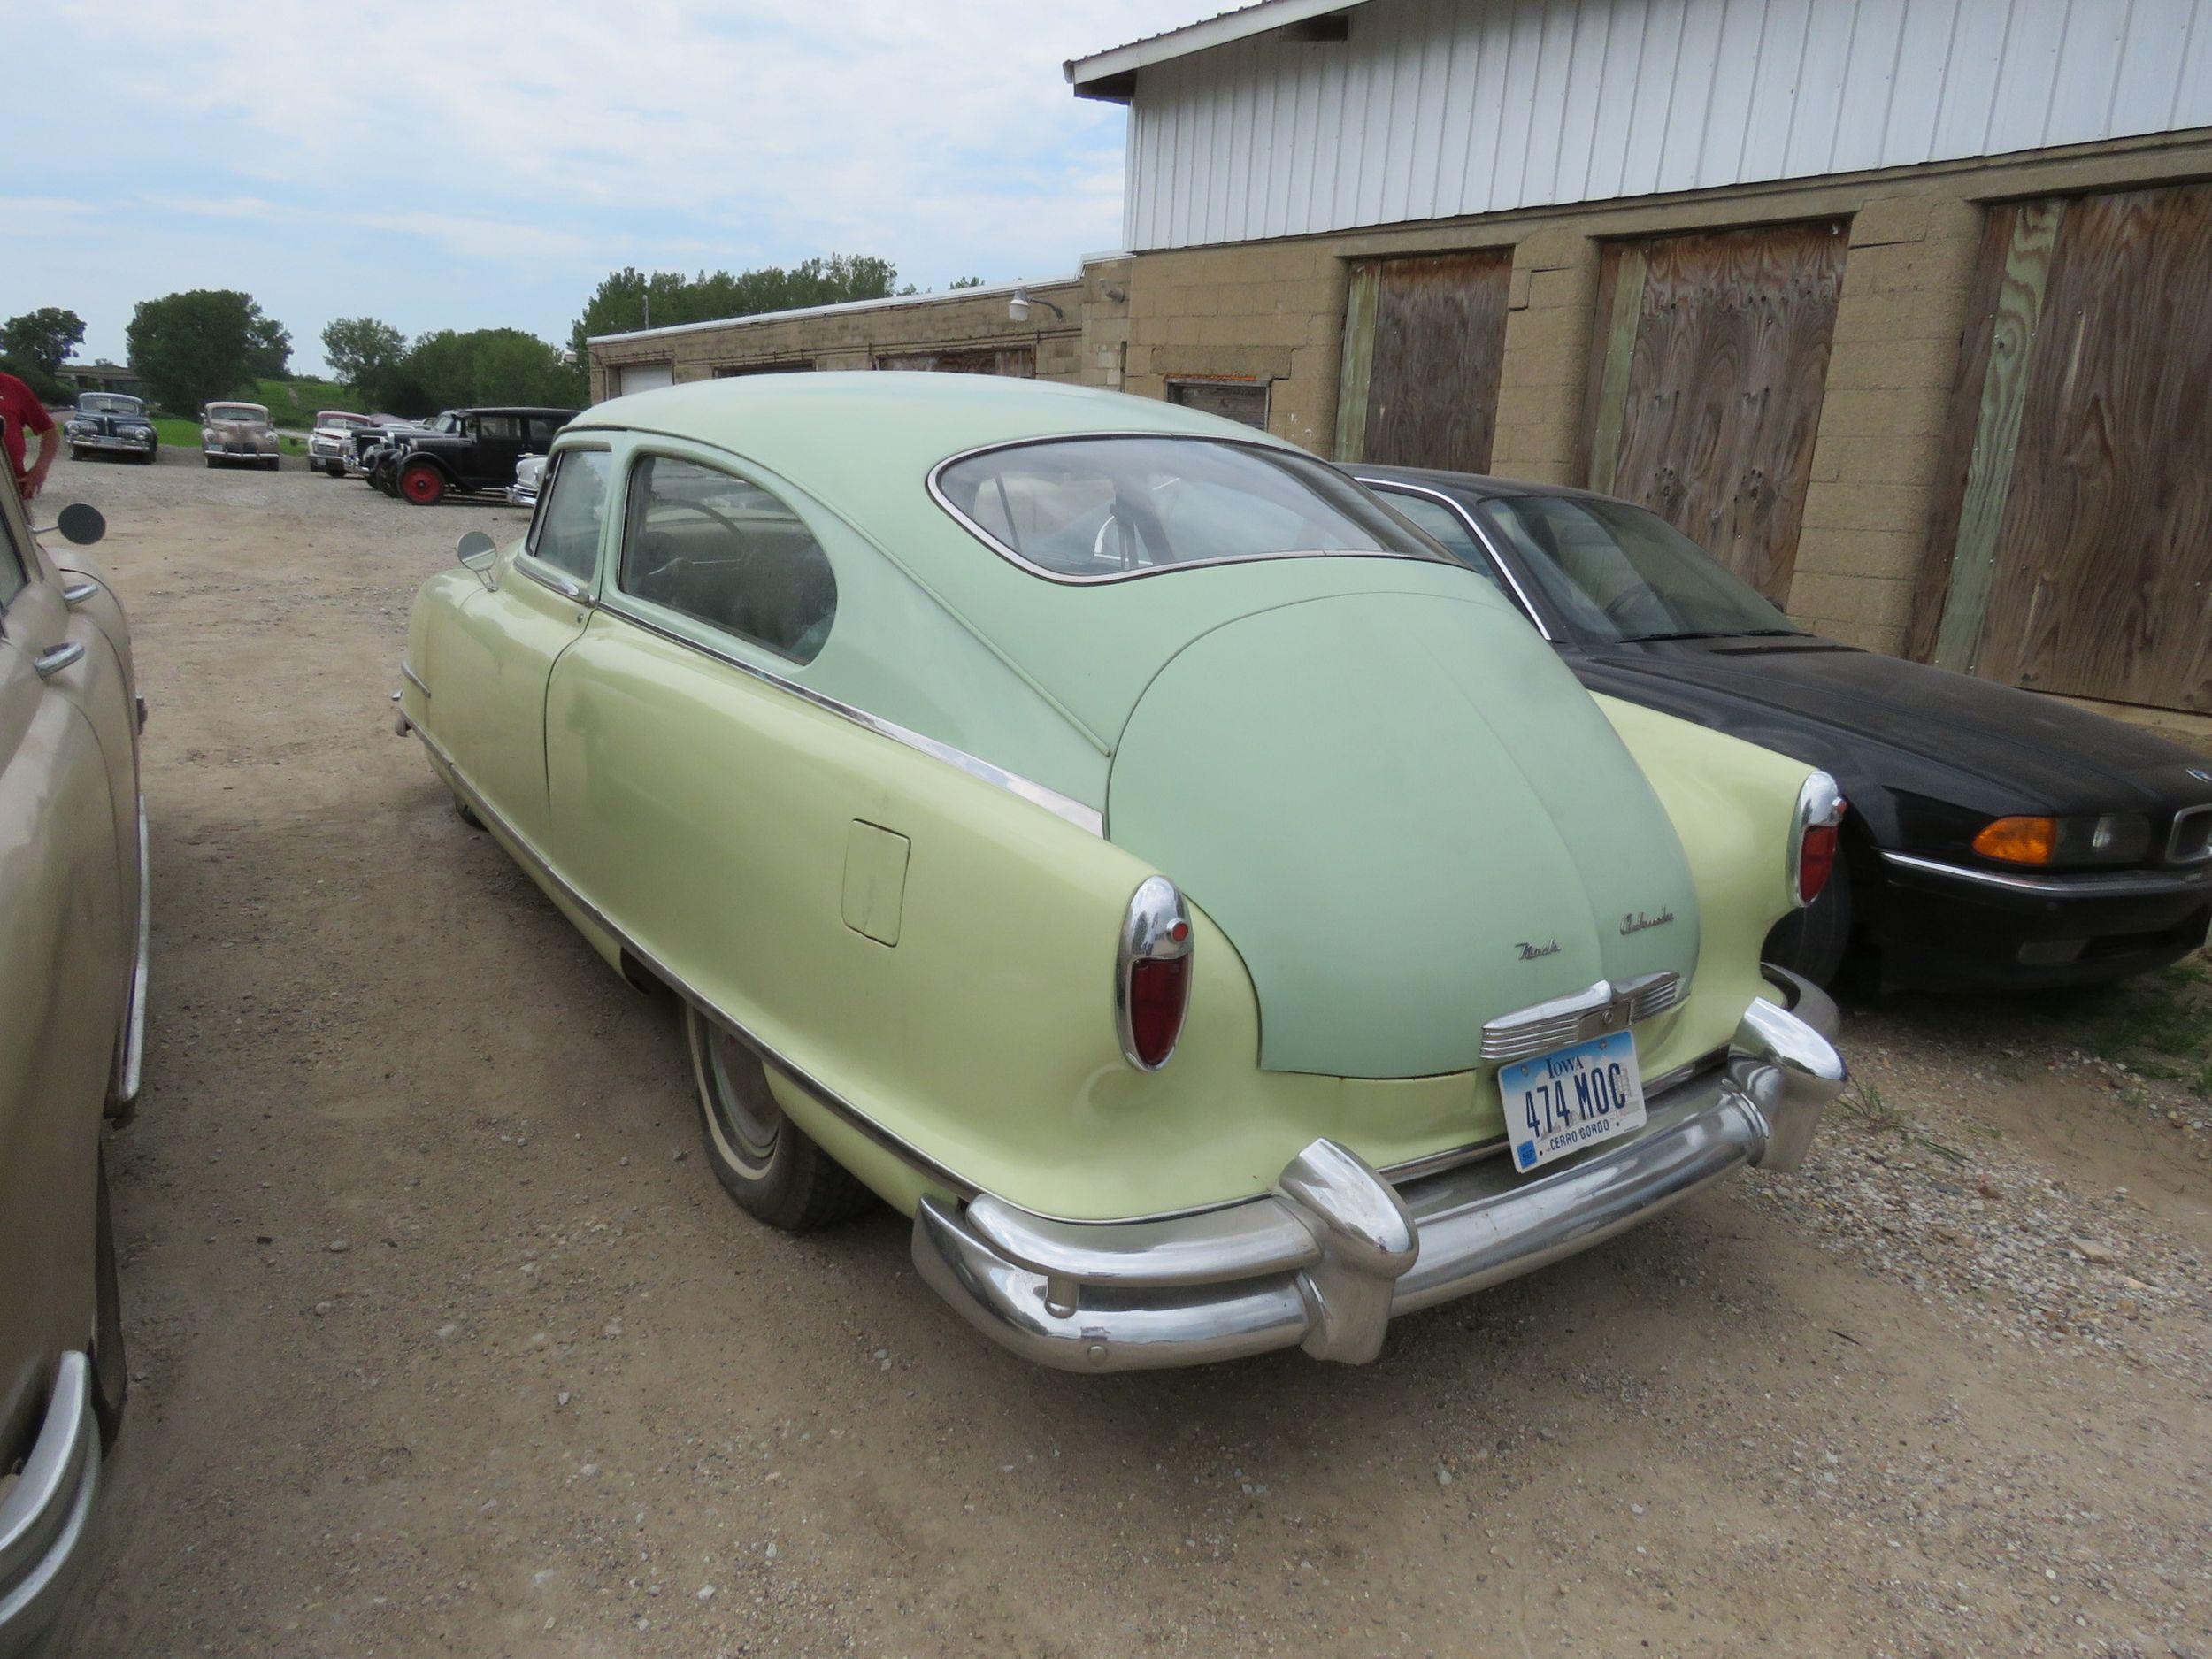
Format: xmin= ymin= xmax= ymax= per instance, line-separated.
xmin=1577 ymin=636 xmax=2211 ymax=812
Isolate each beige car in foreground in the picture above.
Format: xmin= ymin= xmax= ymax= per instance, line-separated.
xmin=0 ymin=465 xmax=142 ymax=1655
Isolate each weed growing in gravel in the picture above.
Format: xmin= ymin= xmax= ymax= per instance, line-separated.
xmin=1836 ymin=1082 xmax=1905 ymax=1133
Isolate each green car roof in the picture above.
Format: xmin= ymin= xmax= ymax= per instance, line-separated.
xmin=576 ymin=373 xmax=1517 ymax=762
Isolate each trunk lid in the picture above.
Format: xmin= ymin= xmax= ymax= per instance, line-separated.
xmin=1106 ymin=590 xmax=1700 ymax=1079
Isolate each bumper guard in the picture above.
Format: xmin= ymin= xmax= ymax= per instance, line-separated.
xmin=913 ymin=972 xmax=1845 ymax=1371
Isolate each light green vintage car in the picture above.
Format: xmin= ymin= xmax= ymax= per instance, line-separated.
xmin=396 ymin=373 xmax=1846 ymax=1371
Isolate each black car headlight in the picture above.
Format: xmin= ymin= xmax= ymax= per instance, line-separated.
xmin=1971 ymin=812 xmax=2154 ymax=866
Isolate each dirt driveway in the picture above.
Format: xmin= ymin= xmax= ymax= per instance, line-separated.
xmin=37 ymin=452 xmax=2212 ymax=1658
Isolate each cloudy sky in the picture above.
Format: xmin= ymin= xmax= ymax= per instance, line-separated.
xmin=10 ymin=3 xmax=1200 ymax=376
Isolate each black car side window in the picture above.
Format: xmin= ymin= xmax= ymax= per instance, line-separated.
xmin=619 ymin=454 xmax=837 ymax=665
xmin=1377 ymin=489 xmax=1507 ymax=594
xmin=527 ymin=450 xmax=612 ymax=583
xmin=480 ymin=414 xmax=523 ymax=442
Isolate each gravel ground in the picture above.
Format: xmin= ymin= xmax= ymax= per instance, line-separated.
xmin=36 ymin=451 xmax=2212 ymax=1659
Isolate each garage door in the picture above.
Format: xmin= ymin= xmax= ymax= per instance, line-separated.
xmin=1334 ymin=250 xmax=1511 ymax=473
xmin=1913 ymin=184 xmax=2212 ymax=714
xmin=616 ymin=361 xmax=675 ymax=396
xmin=1582 ymin=220 xmax=1847 ymax=605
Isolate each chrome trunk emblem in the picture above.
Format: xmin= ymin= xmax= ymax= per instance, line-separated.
xmin=1516 ymin=940 xmax=1562 ymax=961
xmin=1620 ymin=907 xmax=1676 ymax=935
xmin=1480 ymin=972 xmax=1689 ymax=1064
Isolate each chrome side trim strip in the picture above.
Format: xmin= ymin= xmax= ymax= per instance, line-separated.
xmin=118 ymin=795 xmax=150 ymax=1107
xmin=409 ymin=721 xmax=979 ymax=1205
xmin=399 ymin=661 xmax=431 ymax=698
xmin=1880 ymin=849 xmax=2212 ymax=898
xmin=595 ymin=599 xmax=1105 ymax=836
xmin=1356 ymin=477 xmax=1558 ymax=641
xmin=926 ymin=432 xmax=1457 ymax=588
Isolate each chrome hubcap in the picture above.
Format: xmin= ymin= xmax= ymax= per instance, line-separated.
xmin=703 ymin=1024 xmax=781 ymax=1173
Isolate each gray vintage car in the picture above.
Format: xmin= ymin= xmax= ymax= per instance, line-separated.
xmin=200 ymin=401 xmax=280 ymax=470
xmin=0 ymin=465 xmax=141 ymax=1651
xmin=64 ymin=394 xmax=157 ymax=465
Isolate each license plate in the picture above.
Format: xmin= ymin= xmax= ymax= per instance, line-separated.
xmin=1499 ymin=1031 xmax=1647 ymax=1173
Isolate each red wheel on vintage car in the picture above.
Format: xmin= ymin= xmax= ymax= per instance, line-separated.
xmin=399 ymin=462 xmax=446 ymax=505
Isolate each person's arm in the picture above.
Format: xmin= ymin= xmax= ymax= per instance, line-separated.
xmin=22 ymin=420 xmax=59 ymax=501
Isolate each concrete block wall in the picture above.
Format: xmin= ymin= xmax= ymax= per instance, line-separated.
xmin=1114 ymin=128 xmax=2212 ymax=670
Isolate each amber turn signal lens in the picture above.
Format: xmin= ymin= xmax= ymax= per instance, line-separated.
xmin=1972 ymin=815 xmax=2058 ymax=864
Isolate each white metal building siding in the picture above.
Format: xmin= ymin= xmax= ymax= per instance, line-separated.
xmin=1122 ymin=0 xmax=2212 ymax=249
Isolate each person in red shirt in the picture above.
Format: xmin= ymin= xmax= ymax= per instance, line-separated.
xmin=1 ymin=369 xmax=61 ymax=502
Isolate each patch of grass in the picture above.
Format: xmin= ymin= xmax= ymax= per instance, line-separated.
xmin=146 ymin=416 xmax=302 ymax=457
xmin=2083 ymin=962 xmax=2212 ymax=1095
xmin=249 ymin=376 xmax=353 ymax=430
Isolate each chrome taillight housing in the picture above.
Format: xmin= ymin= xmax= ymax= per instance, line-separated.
xmin=1789 ymin=772 xmax=1847 ymax=908
xmin=1117 ymin=875 xmax=1193 ymax=1071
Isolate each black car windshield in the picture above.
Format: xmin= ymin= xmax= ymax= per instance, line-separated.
xmin=936 ymin=436 xmax=1449 ymax=580
xmin=81 ymin=396 xmax=141 ymax=416
xmin=1475 ymin=495 xmax=1801 ymax=642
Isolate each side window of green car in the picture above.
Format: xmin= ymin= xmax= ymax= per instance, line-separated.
xmin=618 ymin=454 xmax=837 ymax=665
xmin=528 ymin=449 xmax=612 ymax=583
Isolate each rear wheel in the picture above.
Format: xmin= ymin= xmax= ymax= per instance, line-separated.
xmin=69 ymin=445 xmax=84 ymax=461
xmin=90 ymin=1149 xmax=127 ymax=1448
xmin=684 ymin=1002 xmax=872 ymax=1232
xmin=140 ymin=445 xmax=157 ymax=465
xmin=204 ymin=455 xmax=218 ymax=468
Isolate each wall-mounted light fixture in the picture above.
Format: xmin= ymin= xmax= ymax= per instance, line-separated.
xmin=1009 ymin=285 xmax=1066 ymax=323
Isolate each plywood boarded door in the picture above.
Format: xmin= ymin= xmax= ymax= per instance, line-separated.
xmin=1584 ymin=221 xmax=1848 ymax=604
xmin=1334 ymin=250 xmax=1510 ymax=472
xmin=1913 ymin=185 xmax=2212 ymax=714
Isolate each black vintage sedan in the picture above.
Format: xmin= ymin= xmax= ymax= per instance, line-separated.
xmin=1356 ymin=465 xmax=2212 ymax=992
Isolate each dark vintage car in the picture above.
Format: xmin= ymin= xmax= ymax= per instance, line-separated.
xmin=64 ymin=394 xmax=157 ymax=465
xmin=1355 ymin=465 xmax=2212 ymax=993
xmin=367 ymin=406 xmax=575 ymax=505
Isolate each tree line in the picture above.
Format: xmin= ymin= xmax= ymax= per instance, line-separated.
xmin=5 ymin=252 xmax=939 ymax=421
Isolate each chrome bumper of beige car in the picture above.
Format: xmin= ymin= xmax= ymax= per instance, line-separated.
xmin=0 ymin=1355 xmax=101 ymax=1659
xmin=913 ymin=972 xmax=1845 ymax=1371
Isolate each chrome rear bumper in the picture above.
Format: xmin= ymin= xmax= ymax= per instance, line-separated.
xmin=0 ymin=1354 xmax=101 ymax=1658
xmin=913 ymin=972 xmax=1845 ymax=1371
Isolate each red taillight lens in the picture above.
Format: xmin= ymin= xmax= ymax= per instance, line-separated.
xmin=1127 ymin=956 xmax=1191 ymax=1068
xmin=1791 ymin=772 xmax=1847 ymax=908
xmin=1118 ymin=876 xmax=1193 ymax=1071
xmin=1798 ymin=822 xmax=1840 ymax=904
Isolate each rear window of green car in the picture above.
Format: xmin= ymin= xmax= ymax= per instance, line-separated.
xmin=934 ymin=436 xmax=1448 ymax=582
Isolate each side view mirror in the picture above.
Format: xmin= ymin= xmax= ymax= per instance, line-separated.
xmin=457 ymin=530 xmax=497 ymax=589
xmin=40 ymin=503 xmax=108 ymax=546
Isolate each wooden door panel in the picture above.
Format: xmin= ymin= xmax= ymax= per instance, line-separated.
xmin=1585 ymin=221 xmax=1847 ymax=604
xmin=1335 ymin=250 xmax=1510 ymax=472
xmin=1917 ymin=183 xmax=2212 ymax=713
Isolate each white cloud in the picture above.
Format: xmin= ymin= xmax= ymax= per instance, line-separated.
xmin=13 ymin=1 xmax=1202 ymax=368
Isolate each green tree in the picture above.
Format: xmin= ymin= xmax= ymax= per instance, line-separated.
xmin=125 ymin=290 xmax=288 ymax=413
xmin=948 ymin=276 xmax=985 ymax=289
xmin=320 ymin=316 xmax=408 ymax=403
xmin=568 ymin=255 xmax=909 ymax=357
xmin=0 ymin=307 xmax=87 ymax=375
xmin=380 ymin=327 xmax=582 ymax=417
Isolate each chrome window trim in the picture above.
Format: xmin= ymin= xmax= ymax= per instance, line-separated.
xmin=2169 ymin=803 xmax=2212 ymax=865
xmin=613 ymin=445 xmax=838 ymax=670
xmin=1356 ymin=477 xmax=1557 ymax=642
xmin=1881 ymin=848 xmax=2212 ymax=897
xmin=520 ymin=442 xmax=614 ymax=592
xmin=595 ymin=596 xmax=1104 ymax=836
xmin=926 ymin=432 xmax=1455 ymax=587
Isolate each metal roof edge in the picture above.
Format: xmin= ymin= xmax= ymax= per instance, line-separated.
xmin=1064 ymin=0 xmax=1371 ymax=96
xmin=586 ymin=274 xmax=1085 ymax=349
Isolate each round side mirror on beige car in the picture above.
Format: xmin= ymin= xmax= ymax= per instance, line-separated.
xmin=55 ymin=503 xmax=107 ymax=546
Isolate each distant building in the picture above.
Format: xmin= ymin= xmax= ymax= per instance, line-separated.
xmin=61 ymin=362 xmax=145 ymax=398
xmin=591 ymin=0 xmax=2212 ymax=726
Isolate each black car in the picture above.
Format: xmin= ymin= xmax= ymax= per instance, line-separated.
xmin=1355 ymin=465 xmax=2212 ymax=992
xmin=367 ymin=406 xmax=576 ymax=505
xmin=64 ymin=393 xmax=158 ymax=465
